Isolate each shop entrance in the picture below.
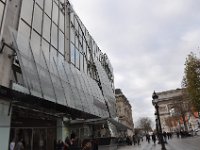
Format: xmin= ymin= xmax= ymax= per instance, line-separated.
xmin=10 ymin=107 xmax=57 ymax=150
xmin=10 ymin=127 xmax=56 ymax=150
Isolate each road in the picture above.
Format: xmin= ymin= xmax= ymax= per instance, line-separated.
xmin=118 ymin=135 xmax=200 ymax=150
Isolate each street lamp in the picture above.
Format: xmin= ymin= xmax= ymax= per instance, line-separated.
xmin=152 ymin=91 xmax=166 ymax=150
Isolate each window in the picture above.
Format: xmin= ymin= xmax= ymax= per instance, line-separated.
xmin=75 ymin=35 xmax=78 ymax=48
xmin=43 ymin=14 xmax=51 ymax=42
xmin=36 ymin=0 xmax=44 ymax=9
xmin=75 ymin=48 xmax=80 ymax=69
xmin=58 ymin=52 xmax=64 ymax=64
xmin=59 ymin=12 xmax=64 ymax=32
xmin=20 ymin=0 xmax=33 ymax=24
xmin=83 ymin=40 xmax=86 ymax=53
xmin=18 ymin=21 xmax=31 ymax=39
xmin=0 ymin=3 xmax=4 ymax=30
xmin=70 ymin=12 xmax=74 ymax=25
xmin=31 ymin=30 xmax=41 ymax=58
xmin=50 ymin=46 xmax=57 ymax=65
xmin=33 ymin=5 xmax=43 ymax=34
xmin=70 ymin=28 xmax=75 ymax=44
xmin=70 ymin=43 xmax=75 ymax=65
xmin=59 ymin=31 xmax=64 ymax=55
xmin=79 ymin=29 xmax=83 ymax=47
xmin=51 ymin=23 xmax=58 ymax=49
xmin=42 ymin=39 xmax=50 ymax=61
xmin=87 ymin=47 xmax=90 ymax=61
xmin=80 ymin=53 xmax=83 ymax=71
xmin=84 ymin=56 xmax=87 ymax=73
xmin=52 ymin=2 xmax=58 ymax=24
xmin=44 ymin=0 xmax=52 ymax=17
xmin=75 ymin=19 xmax=78 ymax=31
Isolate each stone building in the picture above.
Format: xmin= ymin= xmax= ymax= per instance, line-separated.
xmin=153 ymin=89 xmax=199 ymax=132
xmin=115 ymin=89 xmax=134 ymax=136
xmin=0 ymin=0 xmax=116 ymax=149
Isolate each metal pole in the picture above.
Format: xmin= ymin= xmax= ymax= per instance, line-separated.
xmin=155 ymin=103 xmax=166 ymax=150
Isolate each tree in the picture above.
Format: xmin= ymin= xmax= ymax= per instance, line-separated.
xmin=183 ymin=52 xmax=200 ymax=113
xmin=137 ymin=117 xmax=153 ymax=133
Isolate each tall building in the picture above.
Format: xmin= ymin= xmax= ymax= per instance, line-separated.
xmin=115 ymin=89 xmax=134 ymax=136
xmin=153 ymin=89 xmax=199 ymax=132
xmin=0 ymin=0 xmax=116 ymax=149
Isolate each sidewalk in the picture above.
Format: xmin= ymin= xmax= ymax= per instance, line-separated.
xmin=117 ymin=135 xmax=200 ymax=150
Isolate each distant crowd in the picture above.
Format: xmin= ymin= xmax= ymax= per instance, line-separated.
xmin=122 ymin=131 xmax=190 ymax=146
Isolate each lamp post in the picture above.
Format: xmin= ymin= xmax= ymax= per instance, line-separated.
xmin=152 ymin=91 xmax=166 ymax=150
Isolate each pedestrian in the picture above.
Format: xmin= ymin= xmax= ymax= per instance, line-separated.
xmin=82 ymin=139 xmax=92 ymax=150
xmin=152 ymin=133 xmax=156 ymax=144
xmin=176 ymin=131 xmax=180 ymax=138
xmin=14 ymin=138 xmax=24 ymax=150
xmin=146 ymin=134 xmax=150 ymax=143
xmin=132 ymin=135 xmax=136 ymax=145
xmin=162 ymin=131 xmax=167 ymax=143
xmin=135 ymin=134 xmax=140 ymax=145
xmin=10 ymin=138 xmax=15 ymax=150
xmin=126 ymin=136 xmax=132 ymax=145
xmin=167 ymin=132 xmax=170 ymax=140
xmin=64 ymin=137 xmax=71 ymax=150
xmin=92 ymin=139 xmax=98 ymax=150
xmin=56 ymin=139 xmax=64 ymax=150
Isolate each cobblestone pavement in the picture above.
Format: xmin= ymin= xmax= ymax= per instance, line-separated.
xmin=118 ymin=135 xmax=200 ymax=150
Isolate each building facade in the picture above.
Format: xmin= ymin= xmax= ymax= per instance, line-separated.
xmin=115 ymin=89 xmax=134 ymax=136
xmin=0 ymin=0 xmax=116 ymax=149
xmin=153 ymin=89 xmax=199 ymax=132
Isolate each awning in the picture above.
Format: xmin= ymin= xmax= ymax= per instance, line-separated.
xmin=108 ymin=118 xmax=131 ymax=131
xmin=0 ymin=84 xmax=97 ymax=119
xmin=70 ymin=117 xmax=130 ymax=131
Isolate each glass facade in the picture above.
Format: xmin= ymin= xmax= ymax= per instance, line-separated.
xmin=12 ymin=0 xmax=116 ymax=118
xmin=19 ymin=0 xmax=65 ymax=62
xmin=0 ymin=0 xmax=6 ymax=36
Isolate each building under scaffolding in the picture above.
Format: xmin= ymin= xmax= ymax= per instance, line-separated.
xmin=0 ymin=0 xmax=119 ymax=149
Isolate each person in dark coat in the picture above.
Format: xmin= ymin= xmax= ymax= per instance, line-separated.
xmin=92 ymin=139 xmax=98 ymax=150
xmin=132 ymin=135 xmax=137 ymax=145
xmin=15 ymin=138 xmax=24 ymax=150
xmin=82 ymin=139 xmax=92 ymax=150
xmin=152 ymin=133 xmax=156 ymax=144
xmin=162 ymin=131 xmax=167 ymax=143
xmin=146 ymin=134 xmax=150 ymax=143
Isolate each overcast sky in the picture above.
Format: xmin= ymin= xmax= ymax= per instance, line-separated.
xmin=69 ymin=0 xmax=200 ymax=125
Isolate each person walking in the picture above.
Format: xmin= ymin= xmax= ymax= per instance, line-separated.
xmin=176 ymin=131 xmax=180 ymax=138
xmin=92 ymin=139 xmax=98 ymax=150
xmin=82 ymin=139 xmax=92 ymax=150
xmin=132 ymin=135 xmax=137 ymax=145
xmin=10 ymin=139 xmax=15 ymax=150
xmin=14 ymin=138 xmax=24 ymax=150
xmin=135 ymin=134 xmax=140 ymax=145
xmin=152 ymin=133 xmax=156 ymax=144
xmin=162 ymin=131 xmax=167 ymax=143
xmin=146 ymin=134 xmax=150 ymax=143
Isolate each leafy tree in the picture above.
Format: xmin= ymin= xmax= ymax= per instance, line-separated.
xmin=137 ymin=117 xmax=153 ymax=133
xmin=183 ymin=52 xmax=200 ymax=113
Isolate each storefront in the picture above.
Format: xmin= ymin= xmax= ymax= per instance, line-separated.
xmin=68 ymin=118 xmax=129 ymax=150
xmin=9 ymin=106 xmax=57 ymax=150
